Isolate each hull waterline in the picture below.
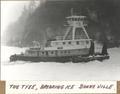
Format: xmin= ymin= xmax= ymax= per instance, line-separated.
xmin=10 ymin=54 xmax=110 ymax=63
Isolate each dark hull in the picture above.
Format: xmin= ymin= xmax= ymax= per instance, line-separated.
xmin=10 ymin=55 xmax=75 ymax=62
xmin=10 ymin=54 xmax=109 ymax=63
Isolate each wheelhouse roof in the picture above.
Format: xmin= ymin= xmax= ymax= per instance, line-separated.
xmin=66 ymin=15 xmax=86 ymax=19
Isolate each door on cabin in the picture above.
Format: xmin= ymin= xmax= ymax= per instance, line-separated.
xmin=46 ymin=51 xmax=48 ymax=56
xmin=55 ymin=51 xmax=58 ymax=56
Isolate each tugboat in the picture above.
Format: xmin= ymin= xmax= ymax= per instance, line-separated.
xmin=10 ymin=10 xmax=109 ymax=62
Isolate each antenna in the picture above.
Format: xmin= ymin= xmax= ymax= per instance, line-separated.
xmin=71 ymin=8 xmax=74 ymax=16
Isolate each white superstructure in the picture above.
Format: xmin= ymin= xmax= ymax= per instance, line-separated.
xmin=25 ymin=9 xmax=92 ymax=57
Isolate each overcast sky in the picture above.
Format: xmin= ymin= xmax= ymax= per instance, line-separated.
xmin=1 ymin=1 xmax=40 ymax=37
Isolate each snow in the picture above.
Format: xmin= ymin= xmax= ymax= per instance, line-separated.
xmin=1 ymin=46 xmax=120 ymax=80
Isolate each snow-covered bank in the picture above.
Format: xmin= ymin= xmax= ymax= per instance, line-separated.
xmin=1 ymin=46 xmax=120 ymax=80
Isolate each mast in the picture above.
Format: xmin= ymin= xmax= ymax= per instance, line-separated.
xmin=71 ymin=8 xmax=75 ymax=40
xmin=71 ymin=8 xmax=74 ymax=16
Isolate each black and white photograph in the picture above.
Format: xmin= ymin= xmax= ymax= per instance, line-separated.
xmin=1 ymin=0 xmax=120 ymax=80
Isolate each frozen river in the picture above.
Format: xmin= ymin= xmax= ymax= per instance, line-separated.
xmin=1 ymin=46 xmax=120 ymax=80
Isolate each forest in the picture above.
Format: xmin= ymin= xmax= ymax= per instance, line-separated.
xmin=2 ymin=0 xmax=120 ymax=47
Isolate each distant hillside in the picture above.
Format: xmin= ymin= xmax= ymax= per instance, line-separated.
xmin=2 ymin=0 xmax=120 ymax=47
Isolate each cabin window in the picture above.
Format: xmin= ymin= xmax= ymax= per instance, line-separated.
xmin=68 ymin=41 xmax=71 ymax=44
xmin=75 ymin=18 xmax=77 ymax=21
xmin=64 ymin=50 xmax=67 ymax=53
xmin=68 ymin=50 xmax=70 ymax=53
xmin=76 ymin=41 xmax=79 ymax=45
xmin=57 ymin=47 xmax=63 ymax=49
xmin=51 ymin=51 xmax=54 ymax=54
xmin=46 ymin=51 xmax=48 ymax=56
xmin=72 ymin=18 xmax=74 ymax=21
xmin=42 ymin=52 xmax=44 ymax=54
xmin=29 ymin=51 xmax=34 ymax=54
xmin=63 ymin=42 xmax=65 ymax=45
xmin=86 ymin=41 xmax=89 ymax=44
